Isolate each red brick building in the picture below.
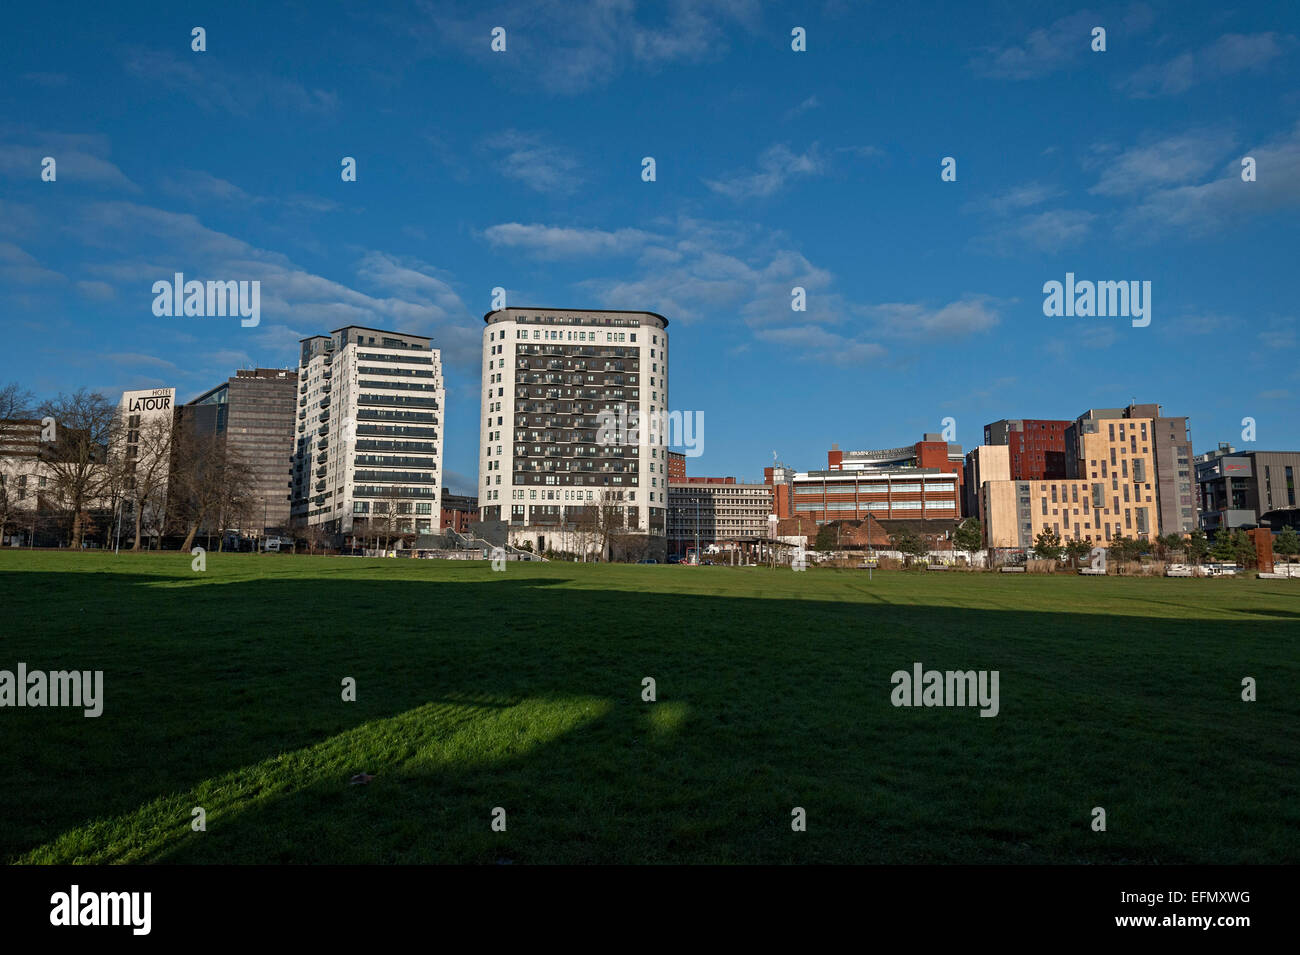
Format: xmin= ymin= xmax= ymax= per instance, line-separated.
xmin=765 ymin=438 xmax=964 ymax=524
xmin=826 ymin=436 xmax=965 ymax=488
xmin=765 ymin=464 xmax=796 ymax=519
xmin=440 ymin=490 xmax=479 ymax=533
xmin=667 ymin=451 xmax=686 ymax=481
xmin=983 ymin=419 xmax=1070 ymax=480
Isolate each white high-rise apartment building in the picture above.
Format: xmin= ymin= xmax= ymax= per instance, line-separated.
xmin=291 ymin=326 xmax=444 ymax=538
xmin=478 ymin=307 xmax=670 ymax=552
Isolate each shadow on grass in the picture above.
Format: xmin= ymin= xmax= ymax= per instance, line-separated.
xmin=1 ymin=565 xmax=1297 ymax=864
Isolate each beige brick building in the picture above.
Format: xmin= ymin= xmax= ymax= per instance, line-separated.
xmin=983 ymin=415 xmax=1159 ymax=550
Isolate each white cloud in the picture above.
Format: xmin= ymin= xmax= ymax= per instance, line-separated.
xmin=75 ymin=280 xmax=116 ymax=301
xmin=859 ymin=297 xmax=1004 ymax=338
xmin=977 ymin=209 xmax=1097 ymax=254
xmin=160 ymin=171 xmax=255 ymax=203
xmin=413 ymin=0 xmax=762 ymax=95
xmin=1122 ymin=123 xmax=1300 ymax=235
xmin=1120 ymin=32 xmax=1293 ymax=98
xmin=483 ymin=223 xmax=658 ymax=259
xmin=121 ymin=49 xmax=338 ymax=116
xmin=482 ymin=130 xmax=581 ymax=194
xmin=783 ymin=95 xmax=821 ymax=120
xmin=0 ymin=242 xmax=64 ymax=284
xmin=60 ymin=200 xmax=482 ymax=368
xmin=0 ymin=130 xmax=138 ymax=191
xmin=970 ymin=11 xmax=1097 ymax=80
xmin=966 ymin=182 xmax=1062 ymax=215
xmin=1089 ymin=130 xmax=1237 ymax=196
xmin=105 ymin=352 xmax=182 ymax=372
xmin=756 ymin=326 xmax=886 ymax=366
xmin=704 ymin=143 xmax=826 ymax=201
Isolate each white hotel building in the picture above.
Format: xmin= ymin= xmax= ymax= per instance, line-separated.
xmin=291 ymin=326 xmax=444 ymax=538
xmin=114 ymin=387 xmax=177 ymax=531
xmin=478 ymin=307 xmax=670 ymax=553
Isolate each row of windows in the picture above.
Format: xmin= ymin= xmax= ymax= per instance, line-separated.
xmin=352 ymin=501 xmax=435 ymax=515
xmin=483 ymin=488 xmax=666 ymax=504
xmin=795 ymin=501 xmax=955 ymax=513
xmin=794 ymin=482 xmax=957 ymax=495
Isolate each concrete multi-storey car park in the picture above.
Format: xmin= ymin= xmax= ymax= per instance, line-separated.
xmin=291 ymin=326 xmax=444 ymax=541
xmin=477 ymin=307 xmax=670 ymax=556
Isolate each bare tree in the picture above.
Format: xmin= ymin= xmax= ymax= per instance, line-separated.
xmin=613 ymin=530 xmax=650 ymax=562
xmin=172 ymin=427 xmax=255 ymax=552
xmin=118 ymin=415 xmax=175 ymax=551
xmin=593 ymin=488 xmax=627 ymax=561
xmin=377 ymin=486 xmax=407 ymax=552
xmin=298 ymin=521 xmax=330 ymax=555
xmin=0 ymin=381 xmax=35 ymax=545
xmin=0 ymin=470 xmax=20 ymax=545
xmin=39 ymin=389 xmax=116 ymax=548
xmin=569 ymin=502 xmax=597 ymax=561
xmin=217 ymin=468 xmax=259 ymax=551
xmin=0 ymin=382 xmax=36 ymax=448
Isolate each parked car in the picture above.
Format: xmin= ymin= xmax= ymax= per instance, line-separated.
xmin=637 ymin=558 xmax=659 ymax=564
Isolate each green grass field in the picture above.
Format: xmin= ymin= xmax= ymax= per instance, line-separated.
xmin=1 ymin=551 xmax=1296 ymax=864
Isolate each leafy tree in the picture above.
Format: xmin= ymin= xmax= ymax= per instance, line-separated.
xmin=889 ymin=528 xmax=926 ymax=561
xmin=1159 ymin=533 xmax=1184 ymax=555
xmin=1063 ymin=538 xmax=1091 ymax=568
xmin=1033 ymin=527 xmax=1062 ymax=561
xmin=1108 ymin=535 xmax=1141 ymax=564
xmin=814 ymin=524 xmax=837 ymax=552
xmin=954 ymin=517 xmax=982 ymax=554
xmin=1211 ymin=526 xmax=1238 ymax=562
xmin=1184 ymin=528 xmax=1209 ymax=565
xmin=1234 ymin=530 xmax=1257 ymax=569
xmin=1274 ymin=527 xmax=1300 ymax=573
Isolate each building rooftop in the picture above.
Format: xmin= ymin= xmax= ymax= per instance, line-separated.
xmin=483 ymin=306 xmax=669 ymax=327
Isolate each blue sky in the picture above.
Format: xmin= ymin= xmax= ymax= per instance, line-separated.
xmin=2 ymin=0 xmax=1297 ymax=493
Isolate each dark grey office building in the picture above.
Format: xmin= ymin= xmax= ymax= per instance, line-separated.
xmin=183 ymin=368 xmax=299 ymax=533
xmin=1196 ymin=448 xmax=1300 ymax=532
